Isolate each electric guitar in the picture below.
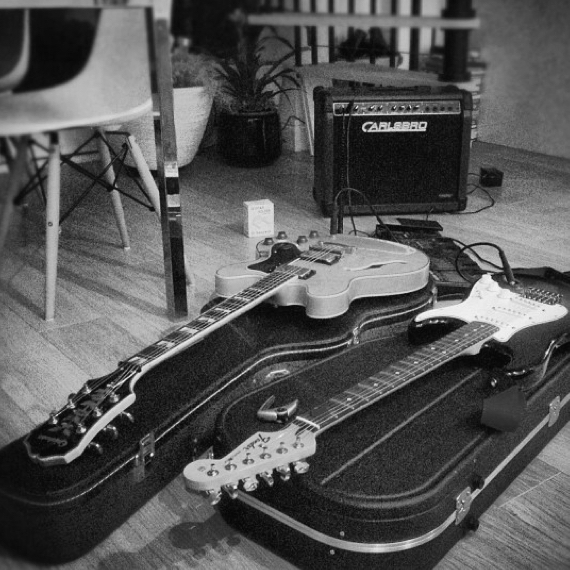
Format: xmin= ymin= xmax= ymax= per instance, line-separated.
xmin=24 ymin=233 xmax=429 ymax=466
xmin=183 ymin=273 xmax=570 ymax=504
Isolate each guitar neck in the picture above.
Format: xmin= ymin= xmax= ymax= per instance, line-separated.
xmin=297 ymin=321 xmax=499 ymax=434
xmin=122 ymin=267 xmax=306 ymax=372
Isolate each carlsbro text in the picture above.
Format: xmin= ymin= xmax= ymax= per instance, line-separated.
xmin=362 ymin=121 xmax=428 ymax=133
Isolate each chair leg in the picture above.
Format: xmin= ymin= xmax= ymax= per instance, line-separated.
xmin=125 ymin=134 xmax=192 ymax=286
xmin=44 ymin=133 xmax=61 ymax=321
xmin=0 ymin=136 xmax=29 ymax=258
xmin=96 ymin=132 xmax=130 ymax=250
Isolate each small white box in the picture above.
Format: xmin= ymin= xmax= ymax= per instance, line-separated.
xmin=243 ymin=199 xmax=274 ymax=238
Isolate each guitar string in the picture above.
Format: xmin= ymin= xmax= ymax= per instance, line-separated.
xmin=291 ymin=323 xmax=498 ymax=437
xmin=49 ymin=244 xmax=340 ymax=435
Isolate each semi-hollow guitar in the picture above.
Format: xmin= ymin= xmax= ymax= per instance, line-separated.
xmin=183 ymin=272 xmax=570 ymax=503
xmin=24 ymin=233 xmax=429 ymax=466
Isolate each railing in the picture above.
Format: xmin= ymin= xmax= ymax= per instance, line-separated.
xmin=246 ymin=0 xmax=479 ymax=82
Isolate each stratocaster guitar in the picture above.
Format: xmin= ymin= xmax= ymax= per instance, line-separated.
xmin=24 ymin=233 xmax=429 ymax=466
xmin=183 ymin=273 xmax=570 ymax=504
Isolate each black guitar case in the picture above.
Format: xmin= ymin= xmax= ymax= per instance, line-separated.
xmin=0 ymin=286 xmax=432 ymax=564
xmin=215 ymin=268 xmax=570 ymax=570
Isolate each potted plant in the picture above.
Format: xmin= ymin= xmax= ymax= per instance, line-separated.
xmin=122 ymin=50 xmax=219 ymax=170
xmin=215 ymin=9 xmax=301 ymax=167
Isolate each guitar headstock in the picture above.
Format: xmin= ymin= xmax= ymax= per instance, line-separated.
xmin=24 ymin=366 xmax=140 ymax=466
xmin=183 ymin=423 xmax=317 ymax=504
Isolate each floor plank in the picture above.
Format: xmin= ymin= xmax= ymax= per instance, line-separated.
xmin=1 ymin=141 xmax=570 ymax=569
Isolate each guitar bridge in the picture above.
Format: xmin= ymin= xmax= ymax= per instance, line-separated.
xmin=300 ymin=246 xmax=342 ymax=266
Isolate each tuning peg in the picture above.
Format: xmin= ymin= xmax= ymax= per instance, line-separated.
xmin=119 ymin=411 xmax=134 ymax=423
xmin=67 ymin=393 xmax=77 ymax=409
xmin=102 ymin=424 xmax=119 ymax=439
xmin=259 ymin=471 xmax=274 ymax=487
xmin=88 ymin=442 xmax=103 ymax=455
xmin=92 ymin=406 xmax=103 ymax=419
xmin=205 ymin=489 xmax=222 ymax=505
xmin=108 ymin=393 xmax=120 ymax=404
xmin=75 ymin=423 xmax=87 ymax=435
xmin=293 ymin=460 xmax=310 ymax=474
xmin=47 ymin=411 xmax=58 ymax=425
xmin=241 ymin=477 xmax=258 ymax=492
xmin=222 ymin=482 xmax=239 ymax=499
xmin=276 ymin=464 xmax=291 ymax=481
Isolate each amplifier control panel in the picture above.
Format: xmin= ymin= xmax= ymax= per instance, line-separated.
xmin=333 ymin=100 xmax=462 ymax=116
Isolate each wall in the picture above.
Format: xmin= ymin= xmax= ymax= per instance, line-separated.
xmin=474 ymin=0 xmax=570 ymax=159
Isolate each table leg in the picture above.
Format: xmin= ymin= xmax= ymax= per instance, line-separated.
xmin=145 ymin=4 xmax=188 ymax=318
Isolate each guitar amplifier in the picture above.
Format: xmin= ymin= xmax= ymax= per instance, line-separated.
xmin=313 ymin=85 xmax=472 ymax=216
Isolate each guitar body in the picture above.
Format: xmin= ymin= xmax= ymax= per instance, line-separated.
xmin=0 ymin=286 xmax=432 ymax=563
xmin=216 ymin=234 xmax=430 ymax=318
xmin=214 ymin=268 xmax=570 ymax=570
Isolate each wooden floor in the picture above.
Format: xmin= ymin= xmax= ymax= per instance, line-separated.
xmin=1 ymin=141 xmax=570 ymax=569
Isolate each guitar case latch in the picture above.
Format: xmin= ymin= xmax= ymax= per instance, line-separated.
xmin=548 ymin=396 xmax=561 ymax=427
xmin=132 ymin=432 xmax=156 ymax=483
xmin=455 ymin=487 xmax=473 ymax=525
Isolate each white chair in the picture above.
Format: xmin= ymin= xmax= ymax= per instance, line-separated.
xmin=0 ymin=8 xmax=167 ymax=321
xmin=0 ymin=9 xmax=30 ymax=93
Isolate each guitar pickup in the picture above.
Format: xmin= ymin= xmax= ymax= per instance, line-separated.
xmin=300 ymin=247 xmax=342 ymax=265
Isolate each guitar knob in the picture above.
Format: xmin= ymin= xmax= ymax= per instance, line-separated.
xmin=241 ymin=477 xmax=258 ymax=492
xmin=276 ymin=464 xmax=291 ymax=481
xmin=222 ymin=482 xmax=239 ymax=499
xmin=102 ymin=424 xmax=119 ymax=439
xmin=296 ymin=235 xmax=308 ymax=245
xmin=309 ymin=230 xmax=319 ymax=239
xmin=292 ymin=460 xmax=310 ymax=474
xmin=205 ymin=489 xmax=222 ymax=505
xmin=498 ymin=289 xmax=511 ymax=299
xmin=262 ymin=237 xmax=274 ymax=246
xmin=88 ymin=442 xmax=103 ymax=455
xmin=276 ymin=231 xmax=288 ymax=240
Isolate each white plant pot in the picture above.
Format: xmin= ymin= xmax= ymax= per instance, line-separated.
xmin=123 ymin=86 xmax=213 ymax=170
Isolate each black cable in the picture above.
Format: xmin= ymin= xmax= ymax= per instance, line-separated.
xmin=457 ymin=241 xmax=516 ymax=285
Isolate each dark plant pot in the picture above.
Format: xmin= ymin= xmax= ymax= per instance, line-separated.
xmin=217 ymin=109 xmax=282 ymax=167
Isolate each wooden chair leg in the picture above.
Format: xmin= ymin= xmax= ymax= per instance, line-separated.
xmin=125 ymin=134 xmax=192 ymax=286
xmin=96 ymin=131 xmax=130 ymax=250
xmin=0 ymin=136 xmax=29 ymax=258
xmin=44 ymin=133 xmax=61 ymax=321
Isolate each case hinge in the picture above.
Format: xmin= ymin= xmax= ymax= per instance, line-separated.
xmin=548 ymin=396 xmax=561 ymax=427
xmin=455 ymin=487 xmax=473 ymax=525
xmin=132 ymin=432 xmax=156 ymax=483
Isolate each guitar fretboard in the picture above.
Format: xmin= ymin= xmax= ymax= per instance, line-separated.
xmin=296 ymin=321 xmax=499 ymax=433
xmin=124 ymin=266 xmax=312 ymax=371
